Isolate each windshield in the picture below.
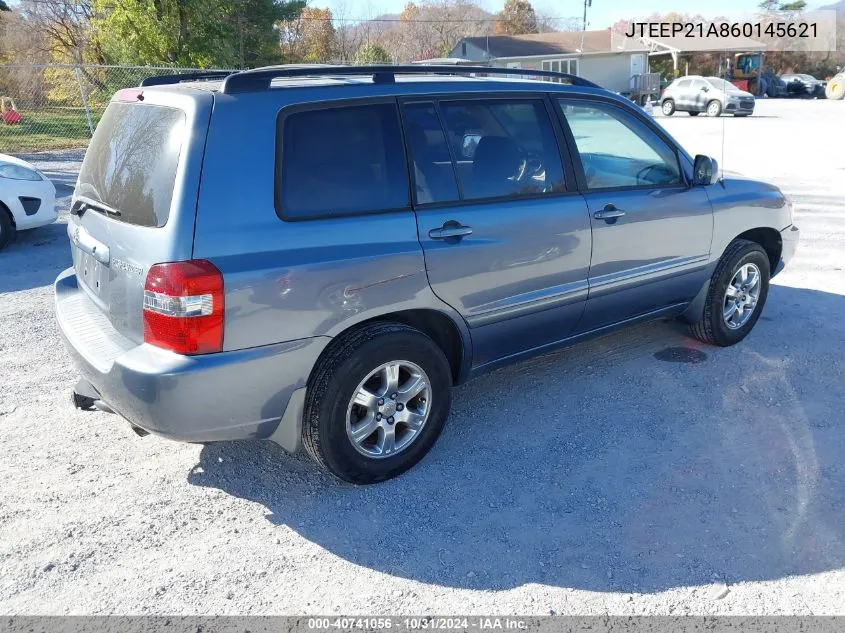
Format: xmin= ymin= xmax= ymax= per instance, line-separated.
xmin=706 ymin=78 xmax=742 ymax=93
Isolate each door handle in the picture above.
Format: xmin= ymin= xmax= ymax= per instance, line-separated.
xmin=429 ymin=223 xmax=473 ymax=240
xmin=593 ymin=204 xmax=626 ymax=221
xmin=70 ymin=224 xmax=110 ymax=265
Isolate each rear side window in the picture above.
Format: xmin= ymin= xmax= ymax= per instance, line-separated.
xmin=76 ymin=102 xmax=185 ymax=228
xmin=278 ymin=103 xmax=410 ymax=219
xmin=438 ymin=99 xmax=565 ymax=201
xmin=676 ymin=79 xmax=692 ymax=89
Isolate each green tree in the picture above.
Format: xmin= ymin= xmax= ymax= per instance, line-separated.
xmin=759 ymin=0 xmax=807 ymax=11
xmin=495 ymin=0 xmax=538 ymax=35
xmin=0 ymin=1 xmax=11 ymax=11
xmin=94 ymin=0 xmax=304 ymax=68
xmin=354 ymin=42 xmax=391 ymax=64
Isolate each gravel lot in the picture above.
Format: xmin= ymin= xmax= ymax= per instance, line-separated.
xmin=1 ymin=100 xmax=844 ymax=615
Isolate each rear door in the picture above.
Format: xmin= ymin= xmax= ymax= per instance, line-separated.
xmin=556 ymin=97 xmax=712 ymax=332
xmin=404 ymin=96 xmax=592 ymax=367
xmin=68 ymin=88 xmax=211 ymax=343
xmin=691 ymin=78 xmax=709 ymax=112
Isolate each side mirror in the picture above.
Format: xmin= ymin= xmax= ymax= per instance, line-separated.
xmin=693 ymin=154 xmax=719 ymax=185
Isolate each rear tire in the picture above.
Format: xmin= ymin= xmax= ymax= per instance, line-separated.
xmin=706 ymin=100 xmax=723 ymax=117
xmin=302 ymin=322 xmax=452 ymax=484
xmin=661 ymin=99 xmax=675 ymax=116
xmin=0 ymin=204 xmax=15 ymax=250
xmin=689 ymin=239 xmax=770 ymax=347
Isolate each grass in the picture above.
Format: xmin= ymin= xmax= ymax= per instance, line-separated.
xmin=0 ymin=107 xmax=102 ymax=154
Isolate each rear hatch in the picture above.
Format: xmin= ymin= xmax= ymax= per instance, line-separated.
xmin=68 ymin=87 xmax=212 ymax=343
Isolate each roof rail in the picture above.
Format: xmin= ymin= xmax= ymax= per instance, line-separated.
xmin=220 ymin=65 xmax=602 ymax=95
xmin=140 ymin=71 xmax=236 ymax=87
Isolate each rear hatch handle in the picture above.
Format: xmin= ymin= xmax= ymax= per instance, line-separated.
xmin=70 ymin=224 xmax=110 ymax=266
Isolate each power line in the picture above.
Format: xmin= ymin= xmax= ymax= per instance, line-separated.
xmin=289 ymin=15 xmax=578 ymax=24
xmin=14 ymin=0 xmax=578 ymax=25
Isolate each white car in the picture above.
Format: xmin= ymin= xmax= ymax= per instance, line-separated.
xmin=0 ymin=153 xmax=58 ymax=250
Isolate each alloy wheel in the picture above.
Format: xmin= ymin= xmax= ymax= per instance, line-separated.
xmin=723 ymin=263 xmax=762 ymax=330
xmin=345 ymin=360 xmax=432 ymax=459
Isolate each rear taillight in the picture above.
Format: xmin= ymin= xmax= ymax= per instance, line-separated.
xmin=143 ymin=260 xmax=224 ymax=355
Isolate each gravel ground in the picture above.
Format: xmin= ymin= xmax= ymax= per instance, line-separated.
xmin=1 ymin=100 xmax=844 ymax=615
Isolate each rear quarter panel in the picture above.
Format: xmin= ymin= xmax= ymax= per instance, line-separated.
xmin=192 ymin=88 xmax=470 ymax=352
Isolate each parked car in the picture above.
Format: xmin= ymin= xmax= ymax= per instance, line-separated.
xmin=661 ymin=75 xmax=755 ymax=117
xmin=0 ymin=153 xmax=58 ymax=250
xmin=780 ymin=73 xmax=826 ymax=98
xmin=56 ymin=66 xmax=799 ymax=484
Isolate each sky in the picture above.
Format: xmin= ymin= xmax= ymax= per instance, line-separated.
xmin=322 ymin=0 xmax=769 ymax=28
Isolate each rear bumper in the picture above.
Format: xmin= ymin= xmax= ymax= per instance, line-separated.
xmin=55 ymin=268 xmax=329 ymax=446
xmin=774 ymin=224 xmax=800 ymax=276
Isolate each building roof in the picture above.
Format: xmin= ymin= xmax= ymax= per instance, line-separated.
xmin=457 ymin=29 xmax=649 ymax=59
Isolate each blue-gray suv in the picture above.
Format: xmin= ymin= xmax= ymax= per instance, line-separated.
xmin=55 ymin=65 xmax=799 ymax=483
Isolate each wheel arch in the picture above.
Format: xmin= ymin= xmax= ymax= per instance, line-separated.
xmin=0 ymin=199 xmax=16 ymax=228
xmin=313 ymin=308 xmax=472 ymax=387
xmin=734 ymin=227 xmax=782 ymax=274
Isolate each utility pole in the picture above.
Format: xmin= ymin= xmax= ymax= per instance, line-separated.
xmin=580 ymin=0 xmax=591 ymax=58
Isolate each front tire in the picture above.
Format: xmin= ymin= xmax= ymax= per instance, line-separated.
xmin=689 ymin=239 xmax=770 ymax=347
xmin=302 ymin=322 xmax=452 ymax=484
xmin=706 ymin=100 xmax=723 ymax=117
xmin=0 ymin=205 xmax=15 ymax=250
xmin=661 ymin=99 xmax=675 ymax=116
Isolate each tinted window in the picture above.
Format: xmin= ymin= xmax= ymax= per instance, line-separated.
xmin=559 ymin=100 xmax=682 ymax=190
xmin=279 ymin=103 xmax=409 ymax=219
xmin=439 ymin=99 xmax=565 ymax=201
xmin=76 ymin=103 xmax=185 ymax=227
xmin=402 ymin=103 xmax=460 ymax=204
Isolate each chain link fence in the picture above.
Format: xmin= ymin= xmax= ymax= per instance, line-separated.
xmin=0 ymin=64 xmax=235 ymax=154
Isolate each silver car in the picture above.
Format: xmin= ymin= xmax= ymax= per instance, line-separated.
xmin=661 ymin=75 xmax=755 ymax=117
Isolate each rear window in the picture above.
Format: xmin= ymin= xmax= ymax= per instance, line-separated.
xmin=76 ymin=102 xmax=186 ymax=228
xmin=277 ymin=102 xmax=410 ymax=220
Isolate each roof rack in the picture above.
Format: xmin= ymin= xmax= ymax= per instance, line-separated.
xmin=140 ymin=71 xmax=236 ymax=87
xmin=219 ymin=65 xmax=602 ymax=95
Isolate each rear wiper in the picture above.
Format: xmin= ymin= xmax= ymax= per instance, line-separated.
xmin=72 ymin=196 xmax=122 ymax=218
